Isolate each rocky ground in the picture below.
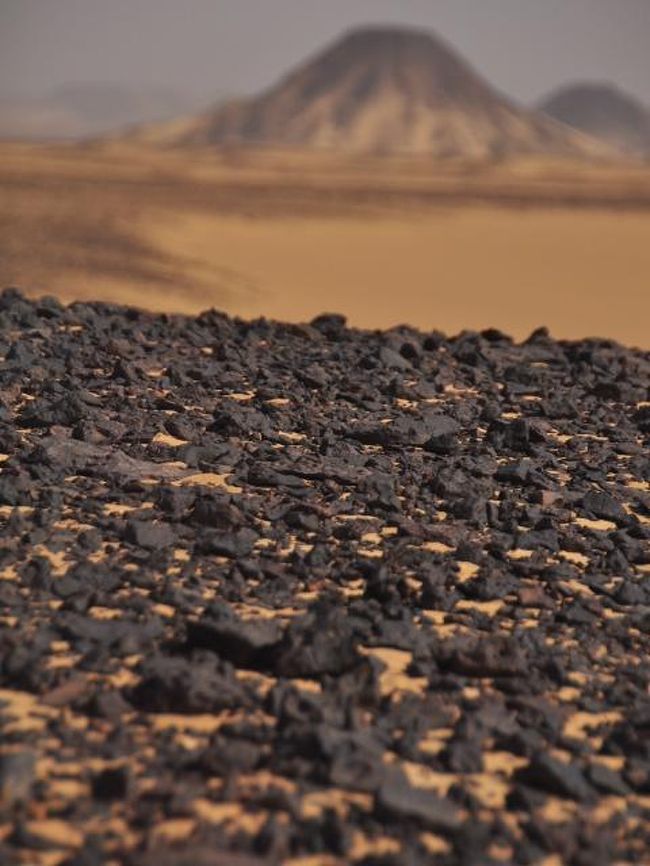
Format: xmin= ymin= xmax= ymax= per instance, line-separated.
xmin=0 ymin=287 xmax=649 ymax=866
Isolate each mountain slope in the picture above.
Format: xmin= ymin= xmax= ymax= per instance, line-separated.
xmin=171 ymin=27 xmax=609 ymax=159
xmin=539 ymin=83 xmax=650 ymax=155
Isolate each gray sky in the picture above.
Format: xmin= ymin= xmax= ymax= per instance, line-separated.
xmin=1 ymin=0 xmax=649 ymax=106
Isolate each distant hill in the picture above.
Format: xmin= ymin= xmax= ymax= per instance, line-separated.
xmin=0 ymin=83 xmax=193 ymax=140
xmin=539 ymin=84 xmax=650 ymax=156
xmin=164 ymin=26 xmax=609 ymax=159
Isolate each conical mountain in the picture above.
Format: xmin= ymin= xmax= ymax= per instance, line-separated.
xmin=172 ymin=26 xmax=609 ymax=159
xmin=539 ymin=83 xmax=650 ymax=155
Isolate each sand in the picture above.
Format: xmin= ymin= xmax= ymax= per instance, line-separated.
xmin=1 ymin=142 xmax=649 ymax=346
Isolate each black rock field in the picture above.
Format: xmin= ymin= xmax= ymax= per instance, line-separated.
xmin=0 ymin=287 xmax=649 ymax=866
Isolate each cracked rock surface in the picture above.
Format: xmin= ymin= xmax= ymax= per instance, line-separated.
xmin=0 ymin=288 xmax=649 ymax=865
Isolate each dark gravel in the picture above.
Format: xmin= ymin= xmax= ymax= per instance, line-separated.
xmin=0 ymin=287 xmax=649 ymax=865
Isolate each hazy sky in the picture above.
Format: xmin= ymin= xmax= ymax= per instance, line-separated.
xmin=1 ymin=0 xmax=649 ymax=106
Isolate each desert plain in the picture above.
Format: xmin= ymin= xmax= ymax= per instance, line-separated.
xmin=1 ymin=141 xmax=649 ymax=347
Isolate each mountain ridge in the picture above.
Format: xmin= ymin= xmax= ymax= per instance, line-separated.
xmin=539 ymin=83 xmax=650 ymax=156
xmin=163 ymin=26 xmax=612 ymax=160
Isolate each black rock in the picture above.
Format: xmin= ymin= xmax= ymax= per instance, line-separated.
xmin=91 ymin=766 xmax=130 ymax=801
xmin=515 ymin=753 xmax=594 ymax=801
xmin=582 ymin=492 xmax=627 ymax=525
xmin=376 ymin=768 xmax=462 ymax=832
xmin=0 ymin=751 xmax=35 ymax=805
xmin=186 ymin=613 xmax=283 ymax=667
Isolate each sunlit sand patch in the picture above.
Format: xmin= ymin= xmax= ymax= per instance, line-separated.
xmin=277 ymin=430 xmax=307 ymax=443
xmin=102 ymin=502 xmax=142 ymax=517
xmin=507 ymin=549 xmax=534 ymax=560
xmin=359 ymin=647 xmax=427 ymax=696
xmin=403 ymin=576 xmax=422 ymax=595
xmin=556 ymin=687 xmax=582 ymax=702
xmin=350 ymin=832 xmax=401 ymax=860
xmin=590 ymin=796 xmax=629 ymax=824
xmin=419 ymin=832 xmax=452 ymax=855
xmin=232 ymin=602 xmax=301 ymax=620
xmin=339 ymin=579 xmax=365 ymax=600
xmin=150 ymin=603 xmax=176 ymax=619
xmin=455 ymin=599 xmax=504 ymax=616
xmin=358 ymin=548 xmax=384 ymax=559
xmin=421 ymin=540 xmax=455 ymax=554
xmin=173 ymin=472 xmax=243 ymax=493
xmin=192 ymin=799 xmax=269 ymax=835
xmin=559 ymin=550 xmax=590 ymax=567
xmin=422 ymin=610 xmax=447 ymax=625
xmin=0 ymin=689 xmax=58 ymax=733
xmin=44 ymin=654 xmax=82 ymax=671
xmin=235 ymin=669 xmax=277 ymax=697
xmin=299 ymin=789 xmax=372 ymax=819
xmin=456 ymin=561 xmax=480 ymax=582
xmin=575 ymin=517 xmax=617 ymax=532
xmin=557 ymin=579 xmax=595 ymax=599
xmin=489 ymin=844 xmax=516 ymax=863
xmin=150 ymin=818 xmax=196 ymax=844
xmin=23 ymin=820 xmax=84 ymax=849
xmin=421 ymin=610 xmax=467 ymax=638
xmin=418 ymin=728 xmax=454 ymax=756
xmin=547 ymin=430 xmax=573 ymax=444
xmin=563 ymin=710 xmax=623 ymax=741
xmin=444 ymin=385 xmax=479 ymax=398
xmin=482 ymin=752 xmax=528 ymax=775
xmin=148 ymin=708 xmax=274 ymax=734
xmin=52 ymin=518 xmax=94 ymax=532
xmin=398 ymin=760 xmax=457 ymax=796
xmin=31 ymin=546 xmax=69 ymax=576
xmin=152 ymin=431 xmax=189 ymax=447
xmin=88 ymin=606 xmax=123 ymax=620
xmin=602 ymin=607 xmax=625 ymax=619
xmin=46 ymin=778 xmax=90 ymax=799
xmin=360 ymin=531 xmax=383 ymax=545
xmin=335 ymin=513 xmax=378 ymax=522
xmin=466 ymin=774 xmax=511 ymax=809
xmin=0 ymin=505 xmax=35 ymax=520
xmin=537 ymin=798 xmax=577 ymax=824
xmin=0 ymin=565 xmax=19 ymax=582
xmin=625 ymin=479 xmax=649 ymax=491
xmin=235 ymin=771 xmax=297 ymax=797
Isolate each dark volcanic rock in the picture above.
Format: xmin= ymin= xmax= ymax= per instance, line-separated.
xmin=376 ymin=768 xmax=462 ymax=832
xmin=0 ymin=288 xmax=648 ymax=865
xmin=515 ymin=753 xmax=594 ymax=802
